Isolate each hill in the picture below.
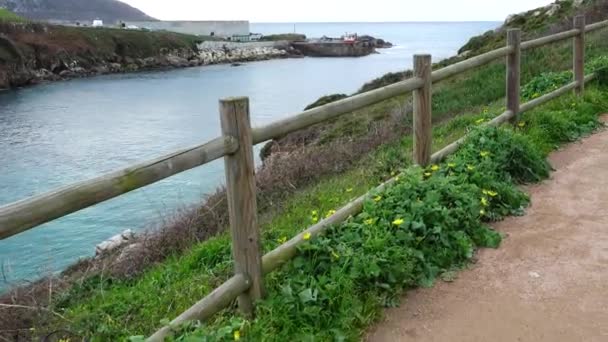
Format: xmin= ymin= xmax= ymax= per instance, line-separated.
xmin=0 ymin=7 xmax=24 ymax=21
xmin=0 ymin=0 xmax=155 ymax=22
xmin=459 ymin=0 xmax=607 ymax=54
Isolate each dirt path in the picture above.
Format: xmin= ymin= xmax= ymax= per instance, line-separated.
xmin=367 ymin=122 xmax=608 ymax=342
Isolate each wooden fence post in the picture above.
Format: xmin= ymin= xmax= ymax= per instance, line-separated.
xmin=413 ymin=54 xmax=432 ymax=167
xmin=506 ymin=29 xmax=521 ymax=124
xmin=574 ymin=15 xmax=586 ymax=95
xmin=219 ymin=97 xmax=265 ymax=317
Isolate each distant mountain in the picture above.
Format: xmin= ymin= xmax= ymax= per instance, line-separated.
xmin=0 ymin=0 xmax=156 ymax=22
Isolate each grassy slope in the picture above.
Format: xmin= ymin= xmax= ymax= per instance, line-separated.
xmin=0 ymin=8 xmax=25 ymax=22
xmin=20 ymin=10 xmax=608 ymax=342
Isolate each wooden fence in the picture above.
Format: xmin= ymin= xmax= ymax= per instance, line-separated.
xmin=0 ymin=16 xmax=606 ymax=340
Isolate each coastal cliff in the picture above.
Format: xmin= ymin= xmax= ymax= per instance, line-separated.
xmin=0 ymin=22 xmax=294 ymax=90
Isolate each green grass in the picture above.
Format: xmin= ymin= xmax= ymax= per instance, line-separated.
xmin=42 ymin=85 xmax=608 ymax=341
xmin=0 ymin=9 xmax=26 ymax=22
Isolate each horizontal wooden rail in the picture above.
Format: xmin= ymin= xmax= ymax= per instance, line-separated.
xmin=519 ymin=77 xmax=592 ymax=113
xmin=433 ymin=72 xmax=595 ymax=164
xmin=585 ymin=19 xmax=608 ymax=33
xmin=430 ymin=110 xmax=515 ymax=163
xmin=432 ymin=46 xmax=513 ymax=82
xmin=251 ymin=77 xmax=424 ymax=144
xmin=0 ymin=136 xmax=238 ymax=240
xmin=148 ymin=274 xmax=250 ymax=342
xmin=521 ymin=29 xmax=580 ymax=51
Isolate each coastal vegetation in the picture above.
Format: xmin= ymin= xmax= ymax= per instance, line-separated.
xmin=3 ymin=0 xmax=608 ymax=340
xmin=260 ymin=33 xmax=307 ymax=41
xmin=0 ymin=8 xmax=25 ymax=22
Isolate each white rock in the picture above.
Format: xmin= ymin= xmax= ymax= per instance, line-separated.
xmin=546 ymin=4 xmax=560 ymax=16
xmin=95 ymin=229 xmax=135 ymax=256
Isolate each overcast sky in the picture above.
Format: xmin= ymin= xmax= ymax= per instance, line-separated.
xmin=121 ymin=0 xmax=554 ymax=22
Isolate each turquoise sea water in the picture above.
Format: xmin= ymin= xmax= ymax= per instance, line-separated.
xmin=0 ymin=22 xmax=499 ymax=290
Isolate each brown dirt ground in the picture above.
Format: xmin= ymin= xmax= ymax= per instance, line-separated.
xmin=367 ymin=118 xmax=608 ymax=342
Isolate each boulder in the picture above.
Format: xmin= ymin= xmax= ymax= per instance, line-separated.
xmin=96 ymin=229 xmax=136 ymax=256
xmin=109 ymin=63 xmax=122 ymax=72
xmin=546 ymin=4 xmax=560 ymax=16
xmin=166 ymin=55 xmax=189 ymax=67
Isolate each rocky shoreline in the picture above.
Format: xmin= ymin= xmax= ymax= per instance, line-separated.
xmin=1 ymin=39 xmax=299 ymax=90
xmin=0 ymin=22 xmax=395 ymax=90
xmin=0 ymin=22 xmax=305 ymax=90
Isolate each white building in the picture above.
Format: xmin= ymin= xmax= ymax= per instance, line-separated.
xmin=123 ymin=20 xmax=250 ymax=38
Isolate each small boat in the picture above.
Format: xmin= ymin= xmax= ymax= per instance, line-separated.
xmin=343 ymin=33 xmax=358 ymax=44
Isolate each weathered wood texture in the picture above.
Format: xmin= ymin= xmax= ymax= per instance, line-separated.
xmin=413 ymin=55 xmax=432 ymax=166
xmin=431 ymin=46 xmax=512 ymax=82
xmin=585 ymin=19 xmax=608 ymax=33
xmin=251 ymin=77 xmax=424 ymax=144
xmin=506 ymin=29 xmax=521 ymax=124
xmin=521 ymin=29 xmax=579 ymax=51
xmin=574 ymin=15 xmax=586 ymax=95
xmin=520 ymin=81 xmax=578 ymax=113
xmin=147 ymin=274 xmax=250 ymax=342
xmin=219 ymin=97 xmax=265 ymax=316
xmin=0 ymin=136 xmax=238 ymax=240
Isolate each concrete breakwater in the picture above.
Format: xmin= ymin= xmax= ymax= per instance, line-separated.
xmin=196 ymin=40 xmax=293 ymax=64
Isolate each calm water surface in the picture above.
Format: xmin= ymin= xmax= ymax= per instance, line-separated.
xmin=0 ymin=22 xmax=498 ymax=289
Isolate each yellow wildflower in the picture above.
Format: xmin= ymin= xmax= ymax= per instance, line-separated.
xmin=430 ymin=165 xmax=440 ymax=171
xmin=325 ymin=210 xmax=336 ymax=218
xmin=364 ymin=218 xmax=375 ymax=225
xmin=475 ymin=118 xmax=486 ymax=125
xmin=480 ymin=151 xmax=490 ymax=158
xmin=480 ymin=209 xmax=486 ymax=216
xmin=311 ymin=210 xmax=318 ymax=216
xmin=518 ymin=122 xmax=526 ymax=128
xmin=277 ymin=236 xmax=288 ymax=244
xmin=392 ymin=218 xmax=405 ymax=226
xmin=303 ymin=232 xmax=312 ymax=241
xmin=234 ymin=330 xmax=241 ymax=341
xmin=481 ymin=197 xmax=489 ymax=207
xmin=395 ymin=176 xmax=400 ymax=181
xmin=448 ymin=162 xmax=456 ymax=168
xmin=346 ymin=188 xmax=353 ymax=193
xmin=374 ymin=196 xmax=382 ymax=202
xmin=487 ymin=190 xmax=498 ymax=197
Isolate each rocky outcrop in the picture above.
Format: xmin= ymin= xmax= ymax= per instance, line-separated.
xmin=0 ymin=23 xmax=295 ymax=90
xmin=196 ymin=41 xmax=291 ymax=65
